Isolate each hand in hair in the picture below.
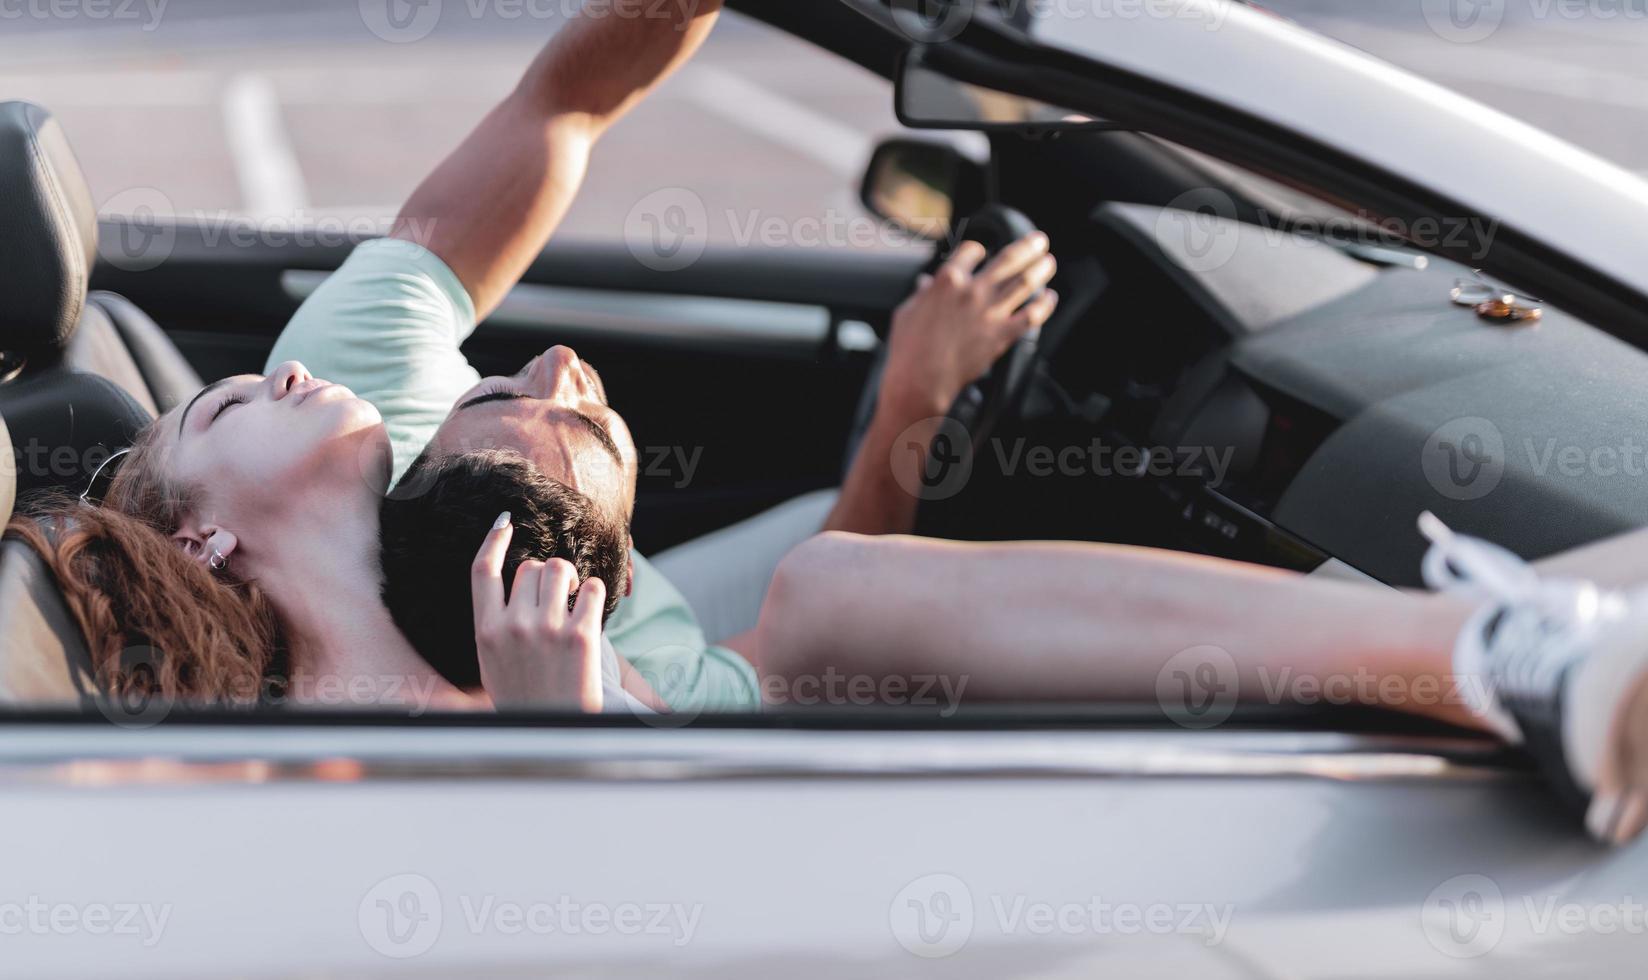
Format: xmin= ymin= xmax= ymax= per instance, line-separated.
xmin=471 ymin=512 xmax=605 ymax=712
xmin=378 ymin=449 xmax=629 ymax=690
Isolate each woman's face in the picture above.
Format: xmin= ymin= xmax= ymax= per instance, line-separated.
xmin=160 ymin=361 xmax=387 ymax=535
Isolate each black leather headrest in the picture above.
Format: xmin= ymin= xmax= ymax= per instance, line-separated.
xmin=0 ymin=102 xmax=98 ymax=361
xmin=0 ymin=369 xmax=151 ymax=505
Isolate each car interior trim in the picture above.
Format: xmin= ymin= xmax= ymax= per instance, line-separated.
xmin=281 ymin=270 xmax=835 ymax=351
xmin=0 ymin=726 xmax=1522 ymax=786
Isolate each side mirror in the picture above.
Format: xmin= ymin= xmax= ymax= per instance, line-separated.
xmin=858 ymin=138 xmax=986 ymax=242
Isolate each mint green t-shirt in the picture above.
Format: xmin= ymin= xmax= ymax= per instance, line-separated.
xmin=267 ymin=237 xmax=759 ymax=711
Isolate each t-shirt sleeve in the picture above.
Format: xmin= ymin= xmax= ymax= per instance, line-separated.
xmin=603 ymin=551 xmax=762 ymax=711
xmin=265 ymin=237 xmax=482 ymax=481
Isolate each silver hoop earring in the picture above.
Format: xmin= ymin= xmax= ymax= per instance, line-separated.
xmin=208 ymin=549 xmax=228 ymax=572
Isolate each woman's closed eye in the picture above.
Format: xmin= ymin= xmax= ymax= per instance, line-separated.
xmin=210 ymin=393 xmax=249 ymax=424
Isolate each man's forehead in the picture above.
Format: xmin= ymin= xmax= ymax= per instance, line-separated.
xmin=432 ymin=407 xmax=619 ymax=487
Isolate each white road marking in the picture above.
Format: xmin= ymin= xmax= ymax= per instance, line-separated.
xmin=678 ymin=64 xmax=869 ymax=176
xmin=221 ymin=71 xmax=309 ymax=218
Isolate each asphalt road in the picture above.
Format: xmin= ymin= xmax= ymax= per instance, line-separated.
xmin=1 ymin=0 xmax=1646 ymax=247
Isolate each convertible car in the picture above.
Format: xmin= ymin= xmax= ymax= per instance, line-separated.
xmin=2 ymin=0 xmax=1646 ymax=975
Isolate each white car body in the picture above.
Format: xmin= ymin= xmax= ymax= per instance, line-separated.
xmin=7 ymin=2 xmax=1647 ymax=977
xmin=4 ymin=725 xmax=1638 ymax=976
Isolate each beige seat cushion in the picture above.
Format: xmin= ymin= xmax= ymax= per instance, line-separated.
xmin=0 ymin=413 xmax=13 ymax=529
xmin=2 ymin=413 xmax=92 ymax=704
xmin=0 ymin=539 xmax=96 ymax=705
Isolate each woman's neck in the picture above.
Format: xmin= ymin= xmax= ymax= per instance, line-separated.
xmin=252 ymin=492 xmax=471 ymax=711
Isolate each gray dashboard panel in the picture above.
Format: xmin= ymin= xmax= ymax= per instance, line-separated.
xmin=1111 ymin=199 xmax=1648 ymax=583
xmin=1097 ymin=202 xmax=1380 ymax=336
xmin=1244 ymin=269 xmax=1648 ymax=583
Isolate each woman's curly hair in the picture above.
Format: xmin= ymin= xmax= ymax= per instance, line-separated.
xmin=4 ymin=418 xmax=286 ymax=703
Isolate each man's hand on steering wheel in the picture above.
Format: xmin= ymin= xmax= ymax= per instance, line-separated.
xmin=823 ymin=230 xmax=1061 ymax=537
xmin=880 ymin=231 xmax=1060 ymax=419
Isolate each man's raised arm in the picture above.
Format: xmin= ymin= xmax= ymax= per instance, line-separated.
xmin=392 ymin=0 xmax=723 ymax=319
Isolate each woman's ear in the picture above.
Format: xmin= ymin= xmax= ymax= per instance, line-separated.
xmin=171 ymin=523 xmax=238 ymax=570
xmin=205 ymin=529 xmax=239 ymax=566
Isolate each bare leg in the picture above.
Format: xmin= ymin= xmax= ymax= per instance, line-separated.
xmin=753 ymin=533 xmax=1485 ymax=731
xmin=1534 ymin=524 xmax=1648 ymax=588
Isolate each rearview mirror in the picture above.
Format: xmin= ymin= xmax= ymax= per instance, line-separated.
xmin=859 ymin=138 xmax=985 ymax=242
xmin=896 ymin=48 xmax=1115 ymax=134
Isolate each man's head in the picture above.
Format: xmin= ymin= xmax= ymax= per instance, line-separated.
xmin=379 ymin=449 xmax=631 ymax=689
xmin=416 ymin=346 xmax=639 ymax=528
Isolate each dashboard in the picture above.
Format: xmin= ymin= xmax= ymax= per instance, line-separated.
xmin=1010 ymin=202 xmax=1648 ymax=586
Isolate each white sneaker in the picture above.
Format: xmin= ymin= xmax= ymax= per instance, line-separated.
xmin=1420 ymin=512 xmax=1648 ymax=844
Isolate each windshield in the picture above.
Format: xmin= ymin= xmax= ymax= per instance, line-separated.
xmin=1019 ymin=0 xmax=1648 ymax=178
xmin=1256 ymin=0 xmax=1648 ymax=177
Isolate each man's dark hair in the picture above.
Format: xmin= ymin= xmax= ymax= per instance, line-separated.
xmin=378 ymin=449 xmax=629 ymax=689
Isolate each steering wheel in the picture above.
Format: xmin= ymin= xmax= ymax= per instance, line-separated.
xmin=842 ymin=204 xmax=1047 ymax=476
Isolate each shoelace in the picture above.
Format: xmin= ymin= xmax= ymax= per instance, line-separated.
xmin=1418 ymin=511 xmax=1546 ymax=607
xmin=1418 ymin=512 xmax=1615 ymax=742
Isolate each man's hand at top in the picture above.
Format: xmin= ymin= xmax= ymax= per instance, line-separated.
xmin=824 ymin=231 xmax=1060 ymax=536
xmin=392 ymin=0 xmax=724 ymax=320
